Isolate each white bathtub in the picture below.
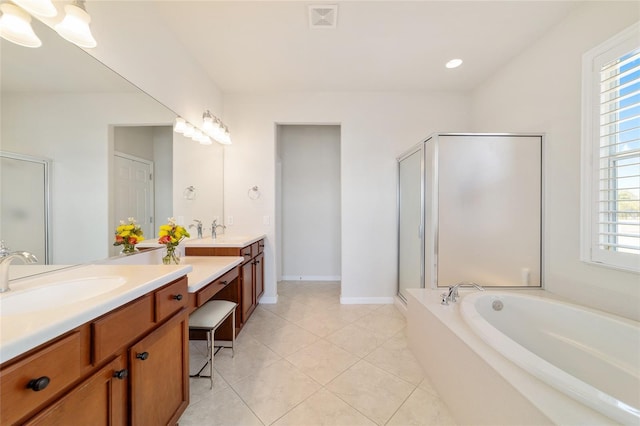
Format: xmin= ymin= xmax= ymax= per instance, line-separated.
xmin=406 ymin=289 xmax=640 ymax=425
xmin=460 ymin=291 xmax=640 ymax=425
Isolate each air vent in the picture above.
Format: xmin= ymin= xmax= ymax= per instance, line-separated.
xmin=308 ymin=5 xmax=338 ymax=29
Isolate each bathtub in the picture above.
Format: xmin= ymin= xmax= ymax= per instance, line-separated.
xmin=406 ymin=288 xmax=640 ymax=425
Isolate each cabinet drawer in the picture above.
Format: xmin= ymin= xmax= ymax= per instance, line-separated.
xmin=240 ymin=245 xmax=252 ymax=263
xmin=1 ymin=330 xmax=85 ymax=425
xmin=155 ymin=277 xmax=188 ymax=322
xmin=257 ymin=239 xmax=265 ymax=254
xmin=196 ymin=267 xmax=239 ymax=307
xmin=93 ymin=295 xmax=154 ymax=364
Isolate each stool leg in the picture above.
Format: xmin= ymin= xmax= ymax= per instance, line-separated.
xmin=231 ymin=309 xmax=236 ymax=358
xmin=207 ymin=329 xmax=213 ymax=390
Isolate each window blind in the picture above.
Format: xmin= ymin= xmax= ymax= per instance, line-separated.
xmin=598 ymin=48 xmax=640 ymax=255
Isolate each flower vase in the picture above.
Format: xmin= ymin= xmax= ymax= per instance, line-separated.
xmin=121 ymin=244 xmax=138 ymax=254
xmin=162 ymin=246 xmax=180 ymax=265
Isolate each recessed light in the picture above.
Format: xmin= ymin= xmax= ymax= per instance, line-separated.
xmin=446 ymin=59 xmax=463 ymax=69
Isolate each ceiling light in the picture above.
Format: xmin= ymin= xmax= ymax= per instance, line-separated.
xmin=174 ymin=117 xmax=187 ymax=134
xmin=54 ymin=0 xmax=96 ymax=48
xmin=0 ymin=3 xmax=42 ymax=48
xmin=12 ymin=0 xmax=56 ymax=18
xmin=446 ymin=59 xmax=463 ymax=69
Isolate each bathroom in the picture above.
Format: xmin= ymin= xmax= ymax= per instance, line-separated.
xmin=1 ymin=1 xmax=638 ymax=425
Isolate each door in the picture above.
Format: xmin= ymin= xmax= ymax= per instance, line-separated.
xmin=129 ymin=312 xmax=188 ymax=425
xmin=255 ymin=252 xmax=264 ymax=301
xmin=397 ymin=146 xmax=424 ymax=301
xmin=0 ymin=153 xmax=49 ymax=263
xmin=114 ymin=154 xmax=153 ymax=245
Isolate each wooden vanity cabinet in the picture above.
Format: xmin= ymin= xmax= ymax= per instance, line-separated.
xmin=185 ymin=238 xmax=265 ymax=328
xmin=1 ymin=276 xmax=189 ymax=426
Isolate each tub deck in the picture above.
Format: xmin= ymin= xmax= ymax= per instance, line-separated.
xmin=406 ymin=288 xmax=615 ymax=425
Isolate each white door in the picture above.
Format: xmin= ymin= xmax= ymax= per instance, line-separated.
xmin=114 ymin=154 xmax=153 ymax=246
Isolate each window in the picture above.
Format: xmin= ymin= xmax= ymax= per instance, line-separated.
xmin=582 ymin=23 xmax=640 ymax=272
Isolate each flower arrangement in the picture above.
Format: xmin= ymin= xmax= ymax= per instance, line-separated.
xmin=158 ymin=217 xmax=190 ymax=264
xmin=114 ymin=217 xmax=144 ymax=254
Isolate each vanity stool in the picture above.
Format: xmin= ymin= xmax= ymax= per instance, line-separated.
xmin=188 ymin=300 xmax=237 ymax=389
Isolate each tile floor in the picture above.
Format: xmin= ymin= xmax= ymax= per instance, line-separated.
xmin=178 ymin=281 xmax=456 ymax=426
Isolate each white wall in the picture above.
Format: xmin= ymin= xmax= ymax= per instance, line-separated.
xmin=279 ymin=125 xmax=341 ymax=281
xmin=1 ymin=92 xmax=174 ymax=264
xmin=114 ymin=127 xmax=155 ymax=161
xmin=153 ymin=127 xmax=174 ymax=235
xmin=470 ymin=2 xmax=640 ymax=320
xmin=224 ymin=92 xmax=470 ymax=303
xmin=172 ymin=134 xmax=225 ymax=234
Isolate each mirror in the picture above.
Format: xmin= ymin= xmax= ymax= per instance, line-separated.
xmin=1 ymin=18 xmax=224 ymax=269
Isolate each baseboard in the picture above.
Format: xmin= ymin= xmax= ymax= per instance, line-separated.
xmin=339 ymin=296 xmax=395 ymax=305
xmin=258 ymin=294 xmax=278 ymax=304
xmin=281 ymin=275 xmax=341 ymax=281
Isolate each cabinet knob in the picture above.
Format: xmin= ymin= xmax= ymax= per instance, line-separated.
xmin=27 ymin=376 xmax=50 ymax=392
xmin=136 ymin=351 xmax=149 ymax=361
xmin=113 ymin=369 xmax=128 ymax=380
xmin=221 ymin=280 xmax=228 ymax=285
xmin=173 ymin=294 xmax=183 ymax=301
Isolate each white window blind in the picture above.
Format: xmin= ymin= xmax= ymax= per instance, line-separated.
xmin=582 ymin=23 xmax=640 ymax=272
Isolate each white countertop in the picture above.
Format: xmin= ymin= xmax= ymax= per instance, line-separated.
xmin=0 ymin=263 xmax=192 ymax=364
xmin=137 ymin=233 xmax=265 ymax=249
xmin=181 ymin=256 xmax=244 ymax=292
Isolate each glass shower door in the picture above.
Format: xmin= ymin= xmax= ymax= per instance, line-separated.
xmin=398 ymin=146 xmax=424 ymax=301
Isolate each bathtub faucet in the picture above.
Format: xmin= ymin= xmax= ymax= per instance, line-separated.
xmin=441 ymin=282 xmax=484 ymax=305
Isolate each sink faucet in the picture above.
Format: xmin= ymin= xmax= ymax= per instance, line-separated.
xmin=441 ymin=282 xmax=484 ymax=305
xmin=0 ymin=245 xmax=38 ymax=293
xmin=189 ymin=220 xmax=203 ymax=239
xmin=211 ymin=219 xmax=226 ymax=239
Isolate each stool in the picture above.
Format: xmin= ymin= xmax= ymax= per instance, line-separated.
xmin=188 ymin=300 xmax=237 ymax=389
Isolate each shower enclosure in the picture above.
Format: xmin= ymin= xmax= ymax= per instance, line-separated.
xmin=397 ymin=134 xmax=543 ymax=301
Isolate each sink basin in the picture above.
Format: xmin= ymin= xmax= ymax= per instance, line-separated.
xmin=0 ymin=276 xmax=126 ymax=316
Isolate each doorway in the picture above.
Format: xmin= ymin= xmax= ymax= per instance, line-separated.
xmin=276 ymin=124 xmax=341 ymax=284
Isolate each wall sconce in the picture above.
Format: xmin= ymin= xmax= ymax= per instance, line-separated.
xmin=173 ymin=111 xmax=232 ymax=146
xmin=0 ymin=3 xmax=41 ymax=47
xmin=0 ymin=0 xmax=97 ymax=49
xmin=54 ymin=0 xmax=96 ymax=48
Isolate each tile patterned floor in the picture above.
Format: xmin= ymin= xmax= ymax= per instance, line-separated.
xmin=179 ymin=281 xmax=456 ymax=426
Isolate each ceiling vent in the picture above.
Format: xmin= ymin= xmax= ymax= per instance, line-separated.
xmin=308 ymin=5 xmax=338 ymax=29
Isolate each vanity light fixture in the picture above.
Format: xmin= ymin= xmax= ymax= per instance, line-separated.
xmin=199 ymin=135 xmax=212 ymax=145
xmin=192 ymin=128 xmax=203 ymax=143
xmin=183 ymin=123 xmax=194 ymax=138
xmin=217 ymin=126 xmax=232 ymax=145
xmin=54 ymin=0 xmax=96 ymax=48
xmin=174 ymin=117 xmax=187 ymax=134
xmin=0 ymin=3 xmax=42 ymax=48
xmin=445 ymin=58 xmax=463 ymax=69
xmin=12 ymin=0 xmax=56 ymax=18
xmin=202 ymin=110 xmax=220 ymax=134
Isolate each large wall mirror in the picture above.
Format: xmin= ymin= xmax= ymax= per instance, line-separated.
xmin=0 ymin=18 xmax=224 ymax=269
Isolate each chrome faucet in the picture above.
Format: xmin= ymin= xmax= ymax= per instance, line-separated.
xmin=0 ymin=243 xmax=38 ymax=293
xmin=441 ymin=282 xmax=484 ymax=305
xmin=189 ymin=220 xmax=203 ymax=239
xmin=211 ymin=219 xmax=226 ymax=239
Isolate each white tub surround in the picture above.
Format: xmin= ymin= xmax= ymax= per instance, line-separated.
xmin=180 ymin=256 xmax=243 ymax=292
xmin=0 ymin=263 xmax=192 ymax=364
xmin=407 ymin=288 xmax=619 ymax=425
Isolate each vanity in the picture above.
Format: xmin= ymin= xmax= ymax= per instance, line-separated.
xmin=0 ymin=235 xmax=265 ymax=425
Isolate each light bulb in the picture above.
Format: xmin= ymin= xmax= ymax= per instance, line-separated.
xmin=174 ymin=117 xmax=187 ymax=134
xmin=183 ymin=123 xmax=194 ymax=138
xmin=445 ymin=59 xmax=463 ymax=69
xmin=0 ymin=3 xmax=42 ymax=48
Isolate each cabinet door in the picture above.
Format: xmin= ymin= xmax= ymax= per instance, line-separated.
xmin=241 ymin=261 xmax=255 ymax=323
xmin=25 ymin=356 xmax=127 ymax=426
xmin=254 ymin=252 xmax=264 ymax=302
xmin=129 ymin=311 xmax=189 ymax=426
